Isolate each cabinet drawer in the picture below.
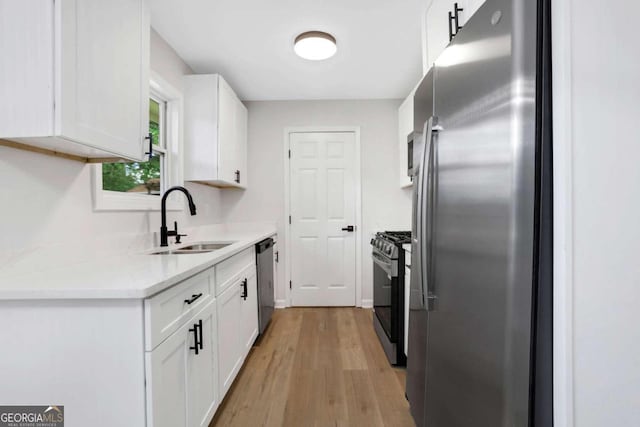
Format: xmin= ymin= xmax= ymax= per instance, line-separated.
xmin=215 ymin=247 xmax=255 ymax=296
xmin=145 ymin=268 xmax=213 ymax=351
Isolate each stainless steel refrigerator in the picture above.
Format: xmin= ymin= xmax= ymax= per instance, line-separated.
xmin=406 ymin=0 xmax=553 ymax=425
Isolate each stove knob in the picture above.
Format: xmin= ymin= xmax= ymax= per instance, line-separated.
xmin=370 ymin=238 xmax=375 ymax=246
xmin=386 ymin=245 xmax=393 ymax=255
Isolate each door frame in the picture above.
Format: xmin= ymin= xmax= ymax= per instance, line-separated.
xmin=552 ymin=0 xmax=574 ymax=425
xmin=282 ymin=126 xmax=362 ymax=308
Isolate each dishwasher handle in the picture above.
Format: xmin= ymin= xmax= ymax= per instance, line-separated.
xmin=256 ymin=238 xmax=274 ymax=253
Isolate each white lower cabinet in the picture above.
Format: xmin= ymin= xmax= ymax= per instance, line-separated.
xmin=273 ymin=239 xmax=279 ymax=299
xmin=146 ymin=320 xmax=188 ymax=427
xmin=146 ymin=298 xmax=219 ymax=427
xmin=0 ymin=240 xmax=271 ymax=427
xmin=187 ymin=300 xmax=219 ymax=427
xmin=145 ymin=243 xmax=263 ymax=426
xmin=404 ymin=265 xmax=411 ymax=357
xmin=217 ymin=261 xmax=258 ymax=398
xmin=217 ymin=278 xmax=243 ymax=397
xmin=240 ymin=267 xmax=259 ymax=352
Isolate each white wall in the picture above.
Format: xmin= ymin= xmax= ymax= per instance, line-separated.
xmin=0 ymin=30 xmax=222 ymax=259
xmin=221 ymin=100 xmax=412 ymax=306
xmin=553 ymin=1 xmax=640 ymax=425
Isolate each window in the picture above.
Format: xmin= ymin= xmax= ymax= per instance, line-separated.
xmin=93 ymin=73 xmax=183 ymax=211
xmin=102 ymin=96 xmax=165 ymax=196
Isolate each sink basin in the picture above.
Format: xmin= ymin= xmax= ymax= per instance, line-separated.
xmin=149 ymin=241 xmax=235 ymax=255
xmin=179 ymin=242 xmax=233 ymax=251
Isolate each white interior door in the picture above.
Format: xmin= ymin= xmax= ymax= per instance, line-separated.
xmin=289 ymin=131 xmax=357 ymax=306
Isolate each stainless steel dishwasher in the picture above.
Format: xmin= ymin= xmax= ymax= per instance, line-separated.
xmin=255 ymin=238 xmax=275 ymax=335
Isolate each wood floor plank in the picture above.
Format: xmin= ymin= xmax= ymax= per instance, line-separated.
xmin=313 ymin=309 xmax=349 ymax=426
xmin=211 ymin=309 xmax=303 ymax=426
xmin=336 ymin=308 xmax=369 ymax=370
xmin=210 ymin=308 xmax=415 ymax=427
xmin=352 ymin=308 xmax=415 ymax=427
xmin=343 ymin=369 xmax=385 ymax=427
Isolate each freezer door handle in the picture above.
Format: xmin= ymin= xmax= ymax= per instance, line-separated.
xmin=421 ymin=116 xmax=441 ymax=311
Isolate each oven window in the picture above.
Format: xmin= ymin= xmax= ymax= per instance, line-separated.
xmin=373 ymin=262 xmax=395 ymax=340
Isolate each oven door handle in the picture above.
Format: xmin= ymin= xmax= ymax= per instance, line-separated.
xmin=372 ymin=252 xmax=393 ymax=275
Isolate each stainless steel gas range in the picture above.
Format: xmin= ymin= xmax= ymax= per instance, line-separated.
xmin=371 ymin=230 xmax=411 ymax=366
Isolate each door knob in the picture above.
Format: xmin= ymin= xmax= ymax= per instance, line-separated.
xmin=341 ymin=225 xmax=355 ymax=232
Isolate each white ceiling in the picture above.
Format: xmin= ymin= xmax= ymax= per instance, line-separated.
xmin=150 ymin=0 xmax=426 ymax=101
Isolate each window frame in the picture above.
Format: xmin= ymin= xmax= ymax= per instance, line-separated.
xmin=92 ymin=71 xmax=184 ymax=212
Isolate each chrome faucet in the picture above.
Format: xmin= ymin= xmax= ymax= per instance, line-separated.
xmin=160 ymin=186 xmax=197 ymax=247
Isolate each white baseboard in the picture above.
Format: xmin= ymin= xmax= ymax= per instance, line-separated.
xmin=361 ymin=299 xmax=373 ymax=308
xmin=275 ymin=299 xmax=371 ymax=309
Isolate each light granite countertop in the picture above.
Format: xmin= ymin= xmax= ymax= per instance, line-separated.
xmin=0 ymin=225 xmax=276 ymax=300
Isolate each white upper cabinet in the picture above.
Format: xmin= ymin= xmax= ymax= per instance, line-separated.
xmin=398 ymin=93 xmax=414 ymax=188
xmin=183 ymin=74 xmax=248 ymax=189
xmin=0 ymin=0 xmax=150 ymax=161
xmin=466 ymin=0 xmax=486 ymax=19
xmin=423 ymin=0 xmax=486 ymax=71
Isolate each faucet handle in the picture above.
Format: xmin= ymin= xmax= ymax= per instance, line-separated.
xmin=171 ymin=221 xmax=188 ymax=244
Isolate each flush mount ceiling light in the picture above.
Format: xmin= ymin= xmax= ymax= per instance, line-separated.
xmin=294 ymin=31 xmax=337 ymax=60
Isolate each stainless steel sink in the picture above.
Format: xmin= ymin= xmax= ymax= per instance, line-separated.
xmin=149 ymin=241 xmax=235 ymax=255
xmin=179 ymin=243 xmax=233 ymax=251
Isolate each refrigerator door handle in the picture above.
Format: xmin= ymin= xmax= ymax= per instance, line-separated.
xmin=422 ymin=116 xmax=441 ymax=311
xmin=413 ymin=133 xmax=426 ymax=310
xmin=418 ymin=117 xmax=433 ymax=310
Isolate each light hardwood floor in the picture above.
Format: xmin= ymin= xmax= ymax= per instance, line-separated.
xmin=211 ymin=307 xmax=416 ymax=427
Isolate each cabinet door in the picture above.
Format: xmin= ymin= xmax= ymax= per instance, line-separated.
xmin=426 ymin=0 xmax=454 ymax=67
xmin=186 ymin=300 xmax=219 ymax=427
xmin=216 ymin=280 xmax=243 ymax=397
xmin=273 ymin=241 xmax=279 ymax=302
xmin=59 ymin=0 xmax=149 ymax=160
xmin=240 ymin=269 xmax=259 ymax=352
xmin=404 ymin=266 xmax=411 ymax=356
xmin=146 ymin=320 xmax=189 ymax=427
xmin=218 ymin=77 xmax=238 ymax=184
xmin=398 ymin=94 xmax=414 ymax=188
xmin=465 ymin=0 xmax=485 ymax=21
xmin=235 ymin=99 xmax=248 ymax=187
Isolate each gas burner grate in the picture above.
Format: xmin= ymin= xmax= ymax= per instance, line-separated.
xmin=378 ymin=231 xmax=412 ymax=244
